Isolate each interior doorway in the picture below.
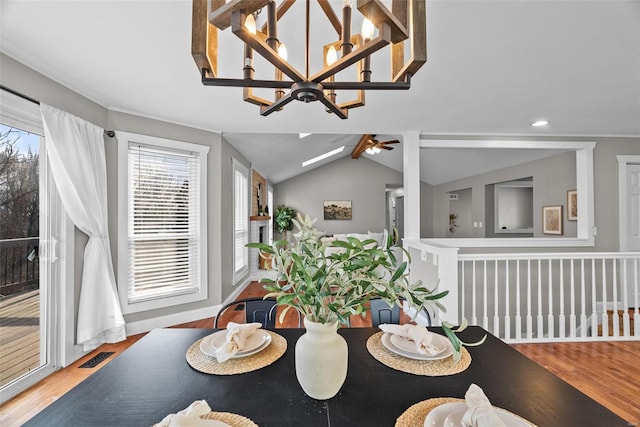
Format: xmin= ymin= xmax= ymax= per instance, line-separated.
xmin=386 ymin=185 xmax=404 ymax=243
xmin=617 ymin=156 xmax=640 ymax=308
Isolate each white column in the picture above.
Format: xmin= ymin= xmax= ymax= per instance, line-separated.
xmin=403 ymin=131 xmax=421 ymax=240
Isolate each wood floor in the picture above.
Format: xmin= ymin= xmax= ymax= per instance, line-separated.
xmin=1 ymin=282 xmax=639 ymax=426
xmin=0 ymin=290 xmax=40 ymax=388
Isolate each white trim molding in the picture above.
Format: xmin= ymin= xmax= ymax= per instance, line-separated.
xmin=418 ymin=138 xmax=596 ymax=248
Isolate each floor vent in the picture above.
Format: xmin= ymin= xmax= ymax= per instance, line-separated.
xmin=78 ymin=352 xmax=115 ymax=368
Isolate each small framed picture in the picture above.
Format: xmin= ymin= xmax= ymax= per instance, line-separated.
xmin=567 ymin=190 xmax=577 ymax=221
xmin=323 ymin=200 xmax=352 ymax=220
xmin=542 ymin=205 xmax=563 ymax=235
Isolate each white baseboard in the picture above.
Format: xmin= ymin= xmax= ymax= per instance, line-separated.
xmin=125 ymin=305 xmax=220 ymax=336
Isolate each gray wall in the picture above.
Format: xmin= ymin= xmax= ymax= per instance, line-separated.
xmin=428 ymin=151 xmax=577 ymax=238
xmin=591 ymin=138 xmax=640 ymax=251
xmin=274 ymin=156 xmax=403 ymax=236
xmin=1 ymin=54 xmax=246 ymax=329
xmin=220 ymin=137 xmax=251 ymax=299
xmin=106 ymin=111 xmax=233 ymax=323
xmin=448 ymin=188 xmax=473 ymax=237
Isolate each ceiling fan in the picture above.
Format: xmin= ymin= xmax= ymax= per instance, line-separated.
xmin=351 ymin=134 xmax=400 ymax=159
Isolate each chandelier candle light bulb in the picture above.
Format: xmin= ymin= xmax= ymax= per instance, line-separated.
xmin=361 ymin=18 xmax=374 ymax=82
xmin=325 ymin=46 xmax=338 ymax=105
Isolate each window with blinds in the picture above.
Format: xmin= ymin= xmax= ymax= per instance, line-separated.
xmin=117 ymin=132 xmax=208 ymax=313
xmin=233 ymin=159 xmax=249 ymax=282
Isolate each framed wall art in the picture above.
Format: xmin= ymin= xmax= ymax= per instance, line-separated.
xmin=542 ymin=205 xmax=563 ymax=235
xmin=323 ymin=200 xmax=352 ymax=220
xmin=567 ymin=190 xmax=577 ymax=221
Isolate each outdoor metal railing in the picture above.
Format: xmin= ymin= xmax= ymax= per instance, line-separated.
xmin=0 ymin=237 xmax=39 ymax=296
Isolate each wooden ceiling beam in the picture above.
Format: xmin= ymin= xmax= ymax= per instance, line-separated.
xmin=351 ymin=134 xmax=372 ymax=159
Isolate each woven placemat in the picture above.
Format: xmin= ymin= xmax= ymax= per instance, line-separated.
xmin=395 ymin=397 xmax=538 ymax=427
xmin=201 ymin=411 xmax=259 ymax=427
xmin=186 ymin=331 xmax=287 ymax=375
xmin=366 ymin=332 xmax=471 ymax=376
xmin=395 ymin=397 xmax=461 ymax=427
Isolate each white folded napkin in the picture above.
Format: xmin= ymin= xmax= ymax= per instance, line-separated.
xmin=379 ymin=323 xmax=440 ymax=355
xmin=461 ymin=384 xmax=507 ymax=427
xmin=215 ymin=322 xmax=262 ymax=363
xmin=154 ymin=400 xmax=228 ymax=427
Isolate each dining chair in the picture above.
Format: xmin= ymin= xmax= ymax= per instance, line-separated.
xmin=369 ymin=298 xmax=432 ymax=327
xmin=213 ymin=297 xmax=301 ymax=329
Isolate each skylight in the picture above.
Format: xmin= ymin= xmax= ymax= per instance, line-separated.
xmin=302 ymin=146 xmax=345 ymax=167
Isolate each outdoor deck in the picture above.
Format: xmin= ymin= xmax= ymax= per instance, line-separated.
xmin=0 ymin=290 xmax=40 ymax=388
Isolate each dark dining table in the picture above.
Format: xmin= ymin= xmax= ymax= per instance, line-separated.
xmin=24 ymin=327 xmax=630 ymax=427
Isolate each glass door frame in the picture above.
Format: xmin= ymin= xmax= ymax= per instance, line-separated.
xmin=0 ymin=90 xmax=75 ymax=404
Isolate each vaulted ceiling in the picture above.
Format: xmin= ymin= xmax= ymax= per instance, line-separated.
xmin=1 ymin=1 xmax=638 ymax=184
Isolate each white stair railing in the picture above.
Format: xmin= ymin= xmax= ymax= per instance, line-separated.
xmin=458 ymin=253 xmax=640 ymax=343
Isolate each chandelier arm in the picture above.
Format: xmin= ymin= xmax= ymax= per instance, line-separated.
xmin=201 ymin=72 xmax=292 ymax=89
xmin=231 ymin=10 xmax=305 ymax=82
xmin=317 ymin=94 xmax=348 ymax=119
xmin=260 ymin=93 xmax=295 ymax=116
xmin=323 ymin=81 xmax=410 ymax=90
xmin=316 ymin=0 xmax=342 ymax=35
xmin=310 ymin=23 xmax=391 ymax=83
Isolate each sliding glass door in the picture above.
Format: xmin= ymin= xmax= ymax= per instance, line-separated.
xmin=0 ymin=92 xmax=61 ymax=403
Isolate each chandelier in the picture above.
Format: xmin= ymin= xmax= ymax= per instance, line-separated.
xmin=191 ymin=0 xmax=426 ymax=119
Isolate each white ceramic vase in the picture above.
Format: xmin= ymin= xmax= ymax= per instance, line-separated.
xmin=295 ymin=318 xmax=348 ymax=400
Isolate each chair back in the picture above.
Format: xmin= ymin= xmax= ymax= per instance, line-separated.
xmin=369 ymin=298 xmax=432 ymax=327
xmin=370 ymin=298 xmax=400 ymax=327
xmin=214 ymin=297 xmax=302 ymax=328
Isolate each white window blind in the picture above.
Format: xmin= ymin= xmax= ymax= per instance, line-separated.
xmin=233 ymin=159 xmax=249 ymax=281
xmin=127 ymin=143 xmax=201 ymax=302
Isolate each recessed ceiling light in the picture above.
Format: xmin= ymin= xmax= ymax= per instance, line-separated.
xmin=531 ymin=120 xmax=549 ymax=127
xmin=299 ymin=133 xmax=312 ymax=139
xmin=302 ymin=146 xmax=345 ymax=167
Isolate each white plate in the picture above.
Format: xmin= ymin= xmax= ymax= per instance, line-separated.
xmin=199 ymin=330 xmax=271 ymax=358
xmin=424 ymin=402 xmax=535 ymax=427
xmin=381 ymin=333 xmax=453 ymax=361
xmin=390 ymin=333 xmax=448 ymax=355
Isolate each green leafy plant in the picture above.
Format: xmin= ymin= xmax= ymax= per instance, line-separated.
xmin=248 ymin=213 xmax=483 ymax=363
xmin=273 ymin=205 xmax=297 ymax=240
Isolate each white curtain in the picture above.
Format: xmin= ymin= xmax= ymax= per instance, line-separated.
xmin=40 ymin=104 xmax=125 ymax=351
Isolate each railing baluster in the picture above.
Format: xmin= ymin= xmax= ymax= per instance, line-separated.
xmin=612 ymin=258 xmax=620 ymax=338
xmin=634 ymin=258 xmax=639 ymax=338
xmin=526 ymin=259 xmax=532 ymax=340
xmin=548 ymin=259 xmax=554 ymax=339
xmin=471 ymin=260 xmax=477 ymax=325
xmin=493 ymin=259 xmax=500 ymax=337
xmin=591 ymin=258 xmax=598 ymax=338
xmin=505 ymin=260 xmax=510 ymax=340
xmin=622 ymin=258 xmax=630 ymax=337
xmin=569 ymin=259 xmax=576 ymax=337
xmin=559 ymin=259 xmax=565 ymax=339
xmin=537 ymin=259 xmax=543 ymax=339
xmin=580 ymin=258 xmax=587 ymax=338
xmin=515 ymin=260 xmax=521 ymax=340
xmin=482 ymin=260 xmax=488 ymax=330
xmin=601 ymin=258 xmax=608 ymax=338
